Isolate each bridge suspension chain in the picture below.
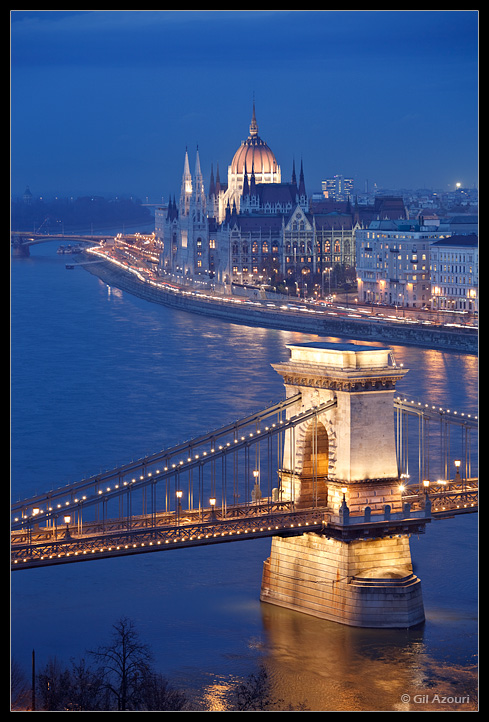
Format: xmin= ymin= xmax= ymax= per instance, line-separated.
xmin=12 ymin=396 xmax=336 ymax=533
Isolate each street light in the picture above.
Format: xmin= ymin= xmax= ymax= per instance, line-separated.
xmin=63 ymin=515 xmax=71 ymax=539
xmin=176 ymin=490 xmax=182 ymax=524
xmin=454 ymin=459 xmax=464 ymax=495
xmin=252 ymin=470 xmax=261 ymax=503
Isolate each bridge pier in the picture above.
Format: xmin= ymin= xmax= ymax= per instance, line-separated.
xmin=11 ymin=240 xmax=30 ymax=257
xmin=261 ymin=533 xmax=424 ymax=628
xmin=260 ymin=342 xmax=425 ymax=628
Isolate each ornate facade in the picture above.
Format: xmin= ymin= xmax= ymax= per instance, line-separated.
xmin=156 ymin=106 xmax=358 ymax=295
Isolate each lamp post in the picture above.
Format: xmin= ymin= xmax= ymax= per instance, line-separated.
xmin=176 ymin=490 xmax=182 ymax=525
xmin=252 ymin=469 xmax=261 ymax=504
xmin=454 ymin=459 xmax=464 ymax=496
xmin=63 ymin=515 xmax=71 ymax=540
xmin=422 ymin=479 xmax=430 ymax=511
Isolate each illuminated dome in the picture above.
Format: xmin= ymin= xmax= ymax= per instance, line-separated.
xmin=228 ymin=105 xmax=281 ymax=191
xmin=215 ymin=104 xmax=282 ymax=222
xmin=230 ymin=107 xmax=280 ymax=178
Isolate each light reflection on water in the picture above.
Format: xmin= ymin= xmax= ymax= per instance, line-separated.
xmin=11 ymin=243 xmax=478 ymax=711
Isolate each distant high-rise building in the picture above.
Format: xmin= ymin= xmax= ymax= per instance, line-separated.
xmin=322 ymin=175 xmax=354 ymax=201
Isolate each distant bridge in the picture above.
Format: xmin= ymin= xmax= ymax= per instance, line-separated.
xmin=11 ymin=231 xmax=108 ymax=256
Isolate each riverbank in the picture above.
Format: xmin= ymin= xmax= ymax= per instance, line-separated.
xmin=81 ymin=255 xmax=478 ymax=355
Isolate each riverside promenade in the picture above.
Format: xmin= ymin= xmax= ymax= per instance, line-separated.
xmin=80 ymin=249 xmax=477 ymax=355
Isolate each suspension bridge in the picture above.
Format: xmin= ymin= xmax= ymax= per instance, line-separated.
xmin=11 ymin=371 xmax=477 ymax=570
xmin=11 ymin=341 xmax=478 ymax=627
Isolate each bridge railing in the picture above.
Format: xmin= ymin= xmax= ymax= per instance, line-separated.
xmin=11 ymin=505 xmax=327 ymax=570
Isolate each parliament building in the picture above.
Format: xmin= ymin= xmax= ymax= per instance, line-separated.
xmin=156 ymin=106 xmax=406 ymax=297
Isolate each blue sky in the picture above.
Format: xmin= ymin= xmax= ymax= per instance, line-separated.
xmin=11 ymin=10 xmax=478 ymax=202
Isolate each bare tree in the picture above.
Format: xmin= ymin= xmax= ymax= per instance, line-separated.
xmin=66 ymin=657 xmax=106 ymax=711
xmin=139 ymin=672 xmax=188 ymax=711
xmin=88 ymin=616 xmax=154 ymax=711
xmin=36 ymin=657 xmax=72 ymax=711
xmin=10 ymin=658 xmax=31 ymax=711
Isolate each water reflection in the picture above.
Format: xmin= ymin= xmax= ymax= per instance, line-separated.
xmin=259 ymin=602 xmax=477 ymax=711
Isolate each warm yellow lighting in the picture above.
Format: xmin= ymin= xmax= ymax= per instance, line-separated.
xmin=423 ymin=480 xmax=430 ymax=487
xmin=64 ymin=515 xmax=71 ymax=525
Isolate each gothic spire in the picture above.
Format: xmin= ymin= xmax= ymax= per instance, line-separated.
xmin=195 ymin=147 xmax=202 ymax=177
xmin=249 ymin=99 xmax=258 ymax=138
xmin=242 ymin=161 xmax=249 ymax=196
xmin=298 ymin=159 xmax=306 ymax=198
xmin=291 ymin=158 xmax=297 ymax=186
xmin=209 ymin=163 xmax=215 ymax=197
xmin=215 ymin=163 xmax=221 ymax=195
xmin=250 ymin=158 xmax=256 ymax=195
xmin=180 ymin=148 xmax=192 ymax=215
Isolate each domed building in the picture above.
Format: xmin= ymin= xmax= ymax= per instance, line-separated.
xmin=156 ymin=105 xmax=358 ymax=296
xmin=217 ymin=104 xmax=281 ymax=222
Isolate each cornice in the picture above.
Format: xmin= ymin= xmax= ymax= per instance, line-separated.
xmin=272 ymin=362 xmax=407 ymax=392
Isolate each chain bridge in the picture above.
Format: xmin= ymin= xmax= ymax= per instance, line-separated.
xmin=11 ymin=342 xmax=477 ymax=627
xmin=12 ymin=349 xmax=477 ymax=568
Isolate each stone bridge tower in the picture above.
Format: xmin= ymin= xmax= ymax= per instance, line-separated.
xmin=261 ymin=342 xmax=426 ymax=628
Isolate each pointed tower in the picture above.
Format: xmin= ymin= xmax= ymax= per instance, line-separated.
xmin=242 ymin=160 xmax=249 ymax=196
xmin=209 ymin=164 xmax=215 ymax=198
xmin=192 ymin=147 xmax=206 ymax=223
xmin=298 ymin=159 xmax=307 ymax=210
xmin=179 ymin=149 xmax=193 ymax=217
xmin=215 ymin=163 xmax=221 ymax=196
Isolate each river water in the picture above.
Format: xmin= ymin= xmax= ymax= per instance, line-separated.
xmin=11 ymin=241 xmax=478 ymax=711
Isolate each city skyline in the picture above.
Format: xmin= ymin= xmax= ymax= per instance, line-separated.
xmin=11 ymin=10 xmax=478 ymax=203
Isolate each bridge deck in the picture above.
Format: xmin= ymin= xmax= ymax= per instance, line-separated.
xmin=12 ymin=478 xmax=477 ymax=570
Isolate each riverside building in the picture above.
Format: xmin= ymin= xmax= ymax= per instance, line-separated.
xmin=430 ymin=234 xmax=478 ymax=313
xmin=156 ymin=106 xmax=364 ymax=297
xmin=356 ymin=219 xmax=449 ymax=308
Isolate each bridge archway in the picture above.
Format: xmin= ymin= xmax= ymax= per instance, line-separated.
xmin=302 ymin=420 xmax=329 ymax=477
xmin=280 ymin=416 xmax=331 ymax=508
xmin=298 ymin=419 xmax=329 ymax=508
